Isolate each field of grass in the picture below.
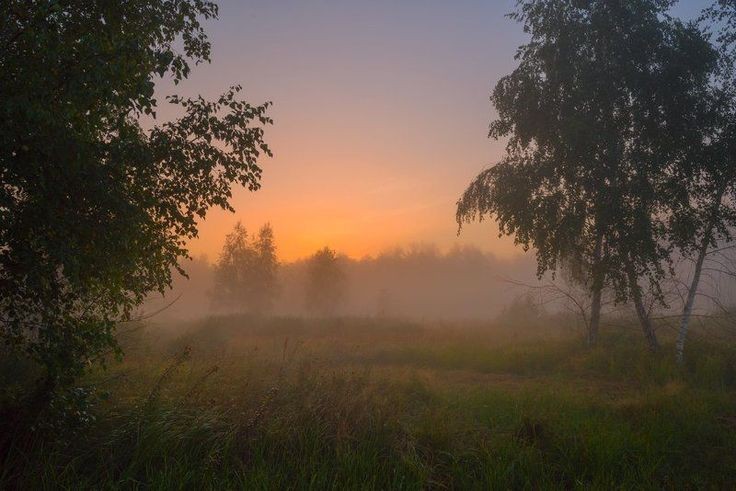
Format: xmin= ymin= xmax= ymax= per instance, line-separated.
xmin=3 ymin=315 xmax=736 ymax=489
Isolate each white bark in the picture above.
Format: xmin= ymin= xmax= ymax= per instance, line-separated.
xmin=676 ymin=187 xmax=725 ymax=365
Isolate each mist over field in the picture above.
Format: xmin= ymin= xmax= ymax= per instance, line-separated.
xmin=146 ymin=236 xmax=736 ymax=336
xmin=147 ymin=245 xmax=539 ymax=321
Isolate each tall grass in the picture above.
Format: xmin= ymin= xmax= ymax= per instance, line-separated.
xmin=2 ymin=315 xmax=736 ymax=489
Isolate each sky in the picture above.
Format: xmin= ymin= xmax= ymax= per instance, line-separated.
xmin=154 ymin=0 xmax=711 ymax=262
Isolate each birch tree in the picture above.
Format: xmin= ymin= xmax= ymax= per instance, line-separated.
xmin=304 ymin=247 xmax=346 ymax=316
xmin=673 ymin=1 xmax=736 ymax=363
xmin=212 ymin=222 xmax=280 ymax=314
xmin=457 ymin=0 xmax=715 ymax=351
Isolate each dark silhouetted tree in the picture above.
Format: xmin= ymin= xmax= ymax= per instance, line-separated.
xmin=457 ymin=0 xmax=715 ymax=351
xmin=671 ymin=1 xmax=736 ymax=363
xmin=304 ymin=247 xmax=346 ymax=316
xmin=212 ymin=222 xmax=280 ymax=314
xmin=0 ymin=1 xmax=272 ymax=403
xmin=212 ymin=222 xmax=252 ymax=311
xmin=249 ymin=223 xmax=280 ymax=313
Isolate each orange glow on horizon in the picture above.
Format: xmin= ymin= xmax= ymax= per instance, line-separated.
xmin=156 ymin=1 xmax=533 ymax=264
xmin=185 ymin=180 xmax=523 ymax=264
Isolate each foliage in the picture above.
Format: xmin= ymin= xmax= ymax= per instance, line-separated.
xmin=212 ymin=222 xmax=250 ymax=311
xmin=707 ymin=1 xmax=736 ymax=56
xmin=660 ymin=3 xmax=736 ymax=264
xmin=457 ymin=0 xmax=717 ymax=349
xmin=251 ymin=223 xmax=280 ymax=313
xmin=0 ymin=1 xmax=272 ymax=391
xmin=212 ymin=222 xmax=280 ymax=313
xmin=304 ymin=247 xmax=347 ymax=316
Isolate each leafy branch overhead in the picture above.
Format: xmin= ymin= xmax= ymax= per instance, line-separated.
xmin=0 ymin=1 xmax=272 ymax=389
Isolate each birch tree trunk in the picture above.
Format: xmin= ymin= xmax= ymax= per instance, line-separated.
xmin=626 ymin=264 xmax=660 ymax=352
xmin=588 ymin=233 xmax=604 ymax=347
xmin=676 ymin=187 xmax=725 ymax=365
xmin=589 ymin=283 xmax=602 ymax=347
xmin=675 ymin=236 xmax=709 ymax=365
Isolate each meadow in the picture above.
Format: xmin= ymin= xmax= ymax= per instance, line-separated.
xmin=2 ymin=315 xmax=736 ymax=489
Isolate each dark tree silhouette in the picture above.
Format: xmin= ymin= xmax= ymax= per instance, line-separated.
xmin=671 ymin=1 xmax=736 ymax=363
xmin=250 ymin=223 xmax=280 ymax=314
xmin=304 ymin=247 xmax=347 ymax=316
xmin=212 ymin=222 xmax=280 ymax=314
xmin=0 ymin=1 xmax=272 ymax=402
xmin=457 ymin=0 xmax=715 ymax=351
xmin=212 ymin=222 xmax=252 ymax=311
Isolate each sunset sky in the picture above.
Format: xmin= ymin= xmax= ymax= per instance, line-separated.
xmin=155 ymin=0 xmax=709 ymax=262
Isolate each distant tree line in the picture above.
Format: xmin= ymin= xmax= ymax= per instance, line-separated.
xmin=156 ymin=243 xmax=543 ymax=321
xmin=211 ymin=223 xmax=347 ymax=317
xmin=211 ymin=223 xmax=279 ymax=314
xmin=458 ymin=0 xmax=736 ymax=363
xmin=304 ymin=247 xmax=347 ymax=316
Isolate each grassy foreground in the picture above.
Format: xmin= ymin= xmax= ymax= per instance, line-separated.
xmin=2 ymin=316 xmax=736 ymax=489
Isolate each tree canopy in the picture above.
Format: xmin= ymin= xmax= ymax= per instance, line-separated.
xmin=212 ymin=222 xmax=280 ymax=314
xmin=304 ymin=247 xmax=346 ymax=316
xmin=457 ymin=0 xmax=717 ymax=350
xmin=0 ymin=1 xmax=272 ymax=389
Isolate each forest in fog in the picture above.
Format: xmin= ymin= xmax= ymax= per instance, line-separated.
xmin=150 ymin=241 xmax=538 ymax=321
xmin=149 ymin=220 xmax=736 ymax=336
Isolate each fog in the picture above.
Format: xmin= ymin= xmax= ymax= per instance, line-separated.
xmin=142 ymin=239 xmax=736 ymax=333
xmin=145 ymin=244 xmax=542 ymax=322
